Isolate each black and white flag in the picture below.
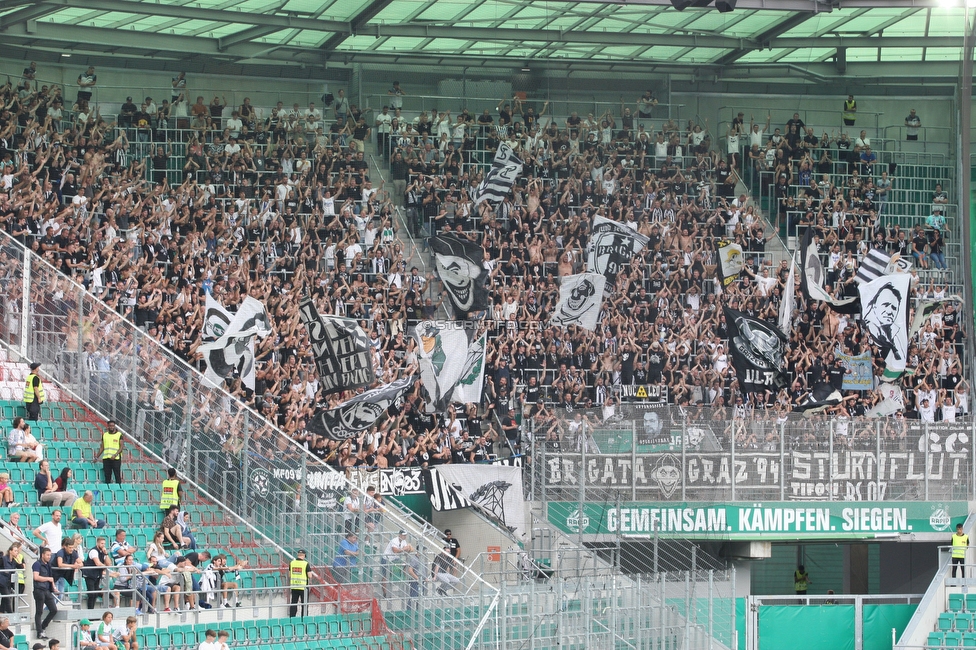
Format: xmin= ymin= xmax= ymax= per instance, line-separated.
xmin=854 ymin=247 xmax=891 ymax=285
xmin=424 ymin=468 xmax=473 ymax=511
xmin=724 ymin=307 xmax=788 ymax=392
xmin=587 ymin=216 xmax=649 ymax=291
xmin=909 ymin=296 xmax=963 ymax=339
xmin=799 ymin=227 xmax=860 ymax=314
xmin=430 ymin=234 xmax=489 ymax=317
xmin=858 ymin=273 xmax=911 ymax=382
xmin=307 ymin=376 xmax=414 ymax=441
xmin=865 ymin=382 xmax=905 ymax=418
xmin=550 ymin=273 xmax=605 ymax=331
xmin=716 ymin=241 xmax=745 ymax=287
xmin=794 ymin=381 xmax=845 ymax=415
xmin=299 ymin=299 xmax=374 ymax=395
xmin=473 ymin=142 xmax=523 ymax=206
xmin=198 ymin=294 xmax=271 ymax=391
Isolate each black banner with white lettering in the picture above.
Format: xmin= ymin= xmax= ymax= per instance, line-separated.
xmin=299 ymin=299 xmax=374 ymax=395
xmin=724 ymin=307 xmax=788 ymax=392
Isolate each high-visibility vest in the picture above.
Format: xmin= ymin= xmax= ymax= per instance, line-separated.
xmin=843 ymin=100 xmax=857 ymax=122
xmin=23 ymin=374 xmax=44 ymax=403
xmin=289 ymin=559 xmax=309 ymax=588
xmin=952 ymin=533 xmax=969 ymax=559
xmin=159 ymin=479 xmax=180 ymax=510
xmin=101 ymin=431 xmax=122 ymax=460
xmin=15 ymin=552 xmax=24 ymax=585
xmin=794 ymin=570 xmax=809 ymax=591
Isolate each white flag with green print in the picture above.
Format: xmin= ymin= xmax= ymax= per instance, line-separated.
xmin=414 ymin=321 xmax=471 ymax=413
xmin=451 ymin=332 xmax=487 ymax=406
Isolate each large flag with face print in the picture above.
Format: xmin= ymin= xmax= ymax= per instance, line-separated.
xmin=414 ymin=321 xmax=471 ymax=414
xmin=799 ymin=227 xmax=860 ymax=314
xmin=299 ymin=299 xmax=374 ymax=395
xmin=198 ymin=295 xmax=271 ymax=391
xmin=858 ymin=273 xmax=911 ymax=382
xmin=723 ymin=307 xmax=789 ymax=393
xmin=588 ymin=216 xmax=649 ymax=292
xmin=472 ymin=142 xmax=523 ymax=206
xmin=430 ymin=234 xmax=489 ymax=317
xmin=550 ymin=273 xmax=606 ymax=331
xmin=307 ymin=376 xmax=414 ymax=441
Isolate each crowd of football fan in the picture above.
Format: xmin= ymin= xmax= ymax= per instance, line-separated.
xmin=0 ymin=66 xmax=968 ymax=468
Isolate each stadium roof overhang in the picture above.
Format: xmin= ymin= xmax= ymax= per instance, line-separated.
xmin=0 ymin=0 xmax=974 ymax=81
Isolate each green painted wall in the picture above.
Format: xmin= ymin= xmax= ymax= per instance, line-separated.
xmin=750 ymin=543 xmax=880 ymax=595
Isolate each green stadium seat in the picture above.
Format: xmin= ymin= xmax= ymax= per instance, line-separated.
xmin=942 ymin=613 xmax=956 ymax=631
xmin=947 ymin=632 xmax=965 ymax=648
xmin=958 ymin=613 xmax=974 ymax=631
xmin=964 ymin=632 xmax=976 ymax=647
xmin=950 ymin=594 xmax=965 ymax=612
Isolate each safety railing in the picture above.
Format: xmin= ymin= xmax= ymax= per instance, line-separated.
xmin=367 ymin=93 xmax=684 ymax=122
xmin=0 ymin=228 xmax=501 ymax=647
xmin=528 ymin=405 xmax=976 ymax=506
xmin=718 ymin=105 xmax=886 ymax=138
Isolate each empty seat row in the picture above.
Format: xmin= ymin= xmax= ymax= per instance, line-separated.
xmin=928 ymin=630 xmax=976 ymax=648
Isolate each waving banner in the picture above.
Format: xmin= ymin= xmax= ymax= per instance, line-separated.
xmin=858 ymin=274 xmax=911 ymax=381
xmin=588 ymin=216 xmax=649 ymax=292
xmin=299 ymin=299 xmax=374 ymax=395
xmin=724 ymin=307 xmax=788 ymax=392
xmin=473 ymin=142 xmax=523 ymax=206
xmin=799 ymin=227 xmax=860 ymax=314
xmin=430 ymin=234 xmax=489 ymax=317
xmin=414 ymin=321 xmax=471 ymax=413
xmin=452 ymin=331 xmax=487 ymax=406
xmin=198 ymin=296 xmax=271 ymax=391
xmin=716 ymin=241 xmax=745 ymax=287
xmin=551 ymin=273 xmax=605 ymax=331
xmin=307 ymin=376 xmax=414 ymax=441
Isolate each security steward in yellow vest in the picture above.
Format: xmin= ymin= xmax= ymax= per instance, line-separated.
xmin=95 ymin=420 xmax=124 ymax=485
xmin=159 ymin=468 xmax=182 ymax=513
xmin=952 ymin=523 xmax=969 ymax=578
xmin=289 ymin=549 xmax=311 ymax=618
xmin=794 ymin=565 xmax=811 ymax=595
xmin=843 ymin=95 xmax=857 ymax=126
xmin=23 ymin=362 xmax=45 ymax=422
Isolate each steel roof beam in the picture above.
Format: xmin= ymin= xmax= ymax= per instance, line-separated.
xmin=319 ymin=0 xmax=398 ymax=52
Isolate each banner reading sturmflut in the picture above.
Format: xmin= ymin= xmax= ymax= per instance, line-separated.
xmin=299 ymin=299 xmax=374 ymax=395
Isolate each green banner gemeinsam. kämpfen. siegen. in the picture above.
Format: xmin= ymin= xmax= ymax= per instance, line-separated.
xmin=547 ymin=501 xmax=968 ymax=540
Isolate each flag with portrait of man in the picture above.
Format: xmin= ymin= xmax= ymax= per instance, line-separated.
xmin=858 ymin=273 xmax=911 ymax=381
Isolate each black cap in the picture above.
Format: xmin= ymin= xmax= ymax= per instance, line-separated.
xmin=29 ymin=362 xmax=40 ymax=370
xmin=297 ymin=549 xmax=307 ymax=555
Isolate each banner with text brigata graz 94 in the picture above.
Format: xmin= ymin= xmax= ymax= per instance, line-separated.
xmin=546 ymin=501 xmax=968 ymax=540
